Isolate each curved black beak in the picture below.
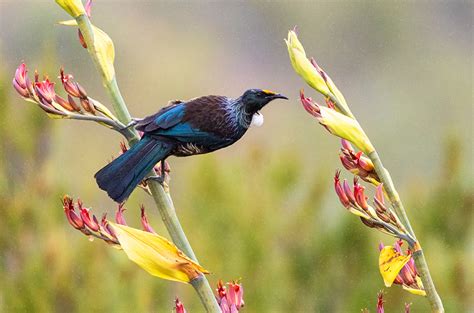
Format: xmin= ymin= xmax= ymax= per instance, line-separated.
xmin=270 ymin=93 xmax=288 ymax=100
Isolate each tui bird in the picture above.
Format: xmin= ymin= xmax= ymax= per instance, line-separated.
xmin=95 ymin=89 xmax=288 ymax=202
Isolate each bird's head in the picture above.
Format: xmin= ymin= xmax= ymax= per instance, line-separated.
xmin=240 ymin=89 xmax=288 ymax=114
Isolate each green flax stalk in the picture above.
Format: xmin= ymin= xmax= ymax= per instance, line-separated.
xmin=75 ymin=13 xmax=220 ymax=313
xmin=368 ymin=150 xmax=444 ymax=313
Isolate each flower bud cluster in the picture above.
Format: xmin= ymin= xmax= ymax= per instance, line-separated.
xmin=339 ymin=139 xmax=380 ymax=185
xmin=174 ymin=280 xmax=244 ymax=313
xmin=174 ymin=298 xmax=186 ymax=313
xmin=63 ymin=195 xmax=118 ymax=244
xmin=216 ymin=280 xmax=244 ymax=313
xmin=334 ymin=172 xmax=410 ymax=242
xmin=13 ymin=63 xmax=119 ymax=126
xmin=63 ymin=195 xmax=156 ymax=244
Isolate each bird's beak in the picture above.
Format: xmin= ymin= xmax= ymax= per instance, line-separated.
xmin=270 ymin=93 xmax=288 ymax=100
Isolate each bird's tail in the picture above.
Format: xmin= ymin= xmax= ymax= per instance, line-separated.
xmin=95 ymin=136 xmax=173 ymax=202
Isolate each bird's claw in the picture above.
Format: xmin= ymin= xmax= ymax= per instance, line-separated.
xmin=121 ymin=119 xmax=138 ymax=131
xmin=145 ymin=175 xmax=165 ymax=185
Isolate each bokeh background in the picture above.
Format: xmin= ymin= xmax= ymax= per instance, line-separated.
xmin=0 ymin=1 xmax=472 ymax=312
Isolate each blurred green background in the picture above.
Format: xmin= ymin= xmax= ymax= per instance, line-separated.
xmin=0 ymin=1 xmax=472 ymax=312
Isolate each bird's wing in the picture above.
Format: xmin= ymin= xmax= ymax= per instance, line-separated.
xmin=135 ymin=102 xmax=186 ymax=133
xmin=135 ymin=96 xmax=235 ymax=147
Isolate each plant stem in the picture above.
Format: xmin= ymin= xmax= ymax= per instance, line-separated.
xmin=74 ymin=13 xmax=220 ymax=312
xmin=191 ymin=275 xmax=220 ymax=311
xmin=147 ymin=182 xmax=197 ymax=260
xmin=368 ymin=150 xmax=444 ymax=312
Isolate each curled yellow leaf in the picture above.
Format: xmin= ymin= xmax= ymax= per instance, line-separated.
xmin=58 ymin=20 xmax=115 ymax=82
xmin=110 ymin=223 xmax=209 ymax=283
xmin=378 ymin=246 xmax=411 ymax=287
xmin=402 ymin=277 xmax=426 ymax=296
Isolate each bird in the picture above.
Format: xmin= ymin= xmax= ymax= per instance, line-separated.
xmin=95 ymin=89 xmax=288 ymax=202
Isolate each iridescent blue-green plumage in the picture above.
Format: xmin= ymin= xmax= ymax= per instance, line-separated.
xmin=95 ymin=89 xmax=287 ymax=202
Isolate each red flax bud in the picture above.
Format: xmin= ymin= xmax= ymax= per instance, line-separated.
xmin=100 ymin=213 xmax=118 ymax=241
xmin=59 ymin=68 xmax=81 ymax=98
xmin=63 ymin=195 xmax=84 ymax=230
xmin=374 ymin=185 xmax=390 ymax=221
xmin=375 ymin=184 xmax=385 ymax=205
xmin=342 ymin=179 xmax=356 ymax=205
xmin=339 ymin=139 xmax=378 ymax=184
xmin=13 ymin=63 xmax=30 ymax=97
xmin=67 ymin=95 xmax=81 ymax=112
xmin=405 ymin=303 xmax=412 ymax=313
xmin=80 ymin=98 xmax=95 ymax=114
xmin=54 ymin=94 xmax=76 ymax=111
xmin=227 ymin=281 xmax=244 ymax=309
xmin=339 ymin=153 xmax=356 ymax=172
xmin=115 ymin=204 xmax=127 ymax=225
xmin=13 ymin=80 xmax=30 ymax=98
xmin=216 ymin=280 xmax=244 ymax=312
xmin=299 ymin=89 xmax=321 ymax=118
xmin=174 ymin=298 xmax=187 ymax=313
xmin=334 ymin=171 xmax=350 ymax=207
xmin=325 ymin=97 xmax=336 ymax=109
xmin=217 ymin=280 xmax=227 ymax=298
xmin=140 ymin=205 xmax=157 ymax=234
xmin=353 ymin=178 xmax=369 ymax=209
xmin=341 ymin=139 xmax=354 ymax=151
xmin=310 ymin=57 xmax=328 ymax=82
xmin=377 ymin=291 xmax=384 ymax=313
xmin=79 ymin=203 xmax=100 ymax=232
xmin=85 ymin=0 xmax=93 ymax=17
xmin=34 ymin=79 xmax=56 ymax=104
xmin=357 ymin=153 xmax=374 ymax=172
xmin=63 ymin=196 xmax=119 ymax=244
xmin=14 ymin=63 xmax=28 ymax=88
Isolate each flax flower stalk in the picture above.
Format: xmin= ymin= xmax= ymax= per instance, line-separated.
xmin=369 ymin=151 xmax=443 ymax=312
xmin=288 ymin=29 xmax=444 ymax=312
xmin=64 ymin=7 xmax=219 ymax=312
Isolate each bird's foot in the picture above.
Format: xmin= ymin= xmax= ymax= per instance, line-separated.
xmin=145 ymin=175 xmax=165 ymax=185
xmin=121 ymin=119 xmax=138 ymax=131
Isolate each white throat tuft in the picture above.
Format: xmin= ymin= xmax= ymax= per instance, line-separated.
xmin=250 ymin=112 xmax=264 ymax=127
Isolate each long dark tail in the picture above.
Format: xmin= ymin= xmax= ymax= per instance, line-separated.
xmin=95 ymin=136 xmax=173 ymax=202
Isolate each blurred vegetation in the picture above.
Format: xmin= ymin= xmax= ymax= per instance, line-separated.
xmin=0 ymin=1 xmax=472 ymax=312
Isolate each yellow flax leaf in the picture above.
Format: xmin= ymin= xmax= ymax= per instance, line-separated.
xmin=110 ymin=223 xmax=209 ymax=283
xmin=403 ymin=277 xmax=427 ymax=296
xmin=378 ymin=246 xmax=410 ymax=287
xmin=58 ymin=20 xmax=115 ymax=82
